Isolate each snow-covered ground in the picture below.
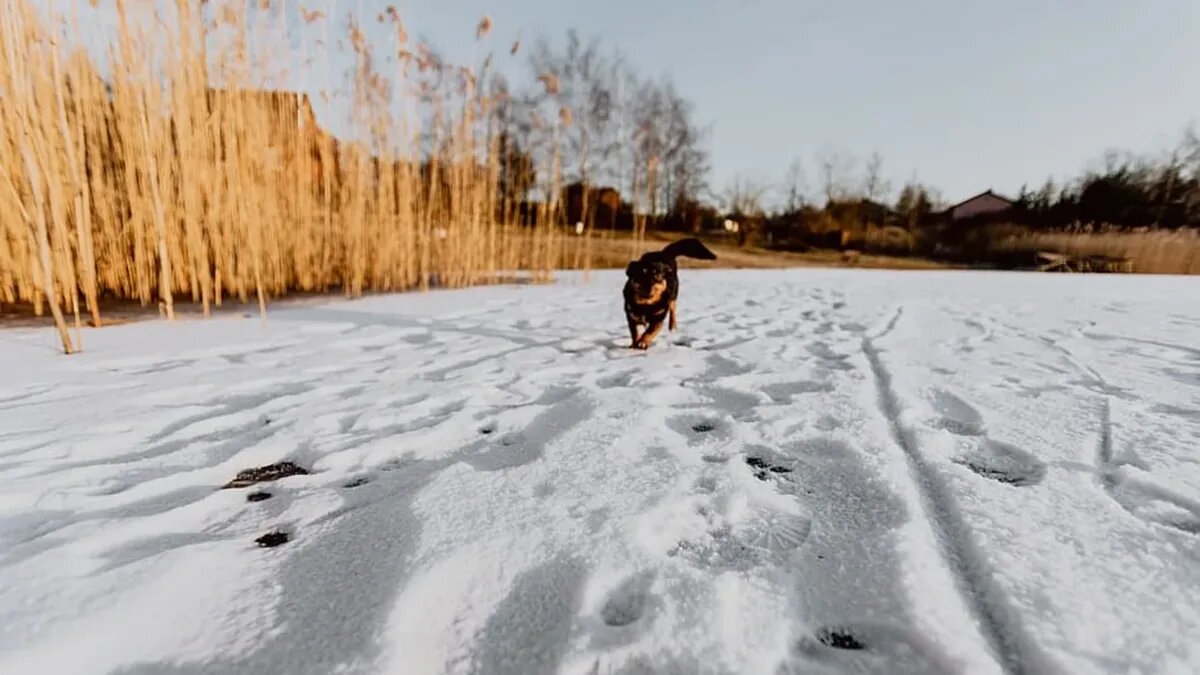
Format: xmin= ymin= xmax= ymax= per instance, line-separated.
xmin=1 ymin=269 xmax=1198 ymax=675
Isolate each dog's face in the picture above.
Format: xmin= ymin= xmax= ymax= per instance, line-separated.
xmin=626 ymin=261 xmax=669 ymax=303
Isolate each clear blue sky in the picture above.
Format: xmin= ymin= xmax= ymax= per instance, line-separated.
xmin=384 ymin=0 xmax=1200 ymax=205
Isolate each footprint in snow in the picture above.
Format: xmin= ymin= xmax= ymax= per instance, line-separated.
xmin=953 ymin=439 xmax=1047 ymax=487
xmin=671 ymin=511 xmax=812 ymax=571
xmin=927 ymin=389 xmax=985 ymax=436
xmin=600 ymin=572 xmax=656 ymax=627
xmin=402 ymin=331 xmax=434 ymax=345
xmin=789 ymin=621 xmax=958 ymax=675
xmin=763 ymin=380 xmax=833 ymax=404
xmin=595 ymin=369 xmax=636 ymax=389
xmin=666 ymin=415 xmax=726 ymax=443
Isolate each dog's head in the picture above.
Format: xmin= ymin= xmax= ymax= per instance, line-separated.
xmin=625 ymin=260 xmax=669 ymax=303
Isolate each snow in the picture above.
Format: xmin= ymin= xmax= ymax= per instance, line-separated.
xmin=1 ymin=269 xmax=1198 ymax=675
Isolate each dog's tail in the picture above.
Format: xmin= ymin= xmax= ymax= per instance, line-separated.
xmin=659 ymin=237 xmax=717 ymax=261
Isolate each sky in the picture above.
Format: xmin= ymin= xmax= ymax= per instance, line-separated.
xmin=49 ymin=0 xmax=1200 ymax=208
xmin=382 ymin=0 xmax=1200 ymax=206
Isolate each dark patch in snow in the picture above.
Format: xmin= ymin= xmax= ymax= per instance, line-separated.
xmin=255 ymin=531 xmax=290 ymax=548
xmin=223 ymin=461 xmax=309 ymax=489
xmin=817 ymin=628 xmax=865 ymax=650
xmin=343 ymin=477 xmax=369 ymax=489
xmin=792 ymin=621 xmax=960 ymax=675
xmin=691 ymin=423 xmax=715 ymax=433
xmin=745 ymin=455 xmax=793 ymax=481
xmin=246 ymin=491 xmax=272 ymax=502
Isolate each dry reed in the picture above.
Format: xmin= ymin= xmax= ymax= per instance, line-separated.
xmin=0 ymin=1 xmax=590 ymax=353
xmin=990 ymin=228 xmax=1200 ymax=275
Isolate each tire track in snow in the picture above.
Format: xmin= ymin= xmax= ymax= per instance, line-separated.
xmin=861 ymin=305 xmax=1052 ymax=675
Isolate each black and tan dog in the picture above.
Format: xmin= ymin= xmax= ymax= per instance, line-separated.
xmin=623 ymin=238 xmax=717 ymax=350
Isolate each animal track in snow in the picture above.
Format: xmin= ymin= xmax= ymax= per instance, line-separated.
xmin=744 ymin=453 xmax=796 ymax=482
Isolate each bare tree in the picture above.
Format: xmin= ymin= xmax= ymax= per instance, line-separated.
xmin=781 ymin=157 xmax=808 ymax=212
xmin=895 ymin=175 xmax=935 ymax=230
xmin=861 ymin=151 xmax=892 ymax=203
xmin=816 ymin=149 xmax=857 ymax=204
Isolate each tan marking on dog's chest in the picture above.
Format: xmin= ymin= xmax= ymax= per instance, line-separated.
xmin=631 ymin=281 xmax=667 ymax=305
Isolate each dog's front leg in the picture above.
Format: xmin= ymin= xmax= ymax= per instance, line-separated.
xmin=668 ymin=300 xmax=677 ymax=332
xmin=627 ymin=315 xmax=642 ymax=348
xmin=635 ymin=317 xmax=665 ymax=350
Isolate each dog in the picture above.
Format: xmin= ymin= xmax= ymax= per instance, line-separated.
xmin=623 ymin=238 xmax=717 ymax=350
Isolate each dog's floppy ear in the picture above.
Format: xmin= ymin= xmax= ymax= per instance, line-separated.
xmin=625 ymin=262 xmax=636 ymax=277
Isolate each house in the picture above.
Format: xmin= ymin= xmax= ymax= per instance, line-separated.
xmin=562 ymin=182 xmax=623 ymax=229
xmin=945 ymin=189 xmax=1014 ymax=222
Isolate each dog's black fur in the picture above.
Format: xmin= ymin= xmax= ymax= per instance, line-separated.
xmin=623 ymin=238 xmax=717 ymax=349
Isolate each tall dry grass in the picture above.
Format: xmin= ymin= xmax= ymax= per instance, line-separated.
xmin=0 ymin=1 xmax=587 ymax=353
xmin=991 ymin=228 xmax=1200 ymax=275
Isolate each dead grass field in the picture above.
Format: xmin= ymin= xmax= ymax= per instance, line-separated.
xmin=0 ymin=230 xmax=950 ymax=329
xmin=585 ymin=231 xmax=951 ymax=271
xmin=988 ymin=229 xmax=1200 ymax=275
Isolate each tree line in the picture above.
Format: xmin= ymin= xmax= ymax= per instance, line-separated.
xmin=718 ymin=126 xmax=1200 ymax=255
xmin=482 ymin=30 xmax=711 ymax=235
